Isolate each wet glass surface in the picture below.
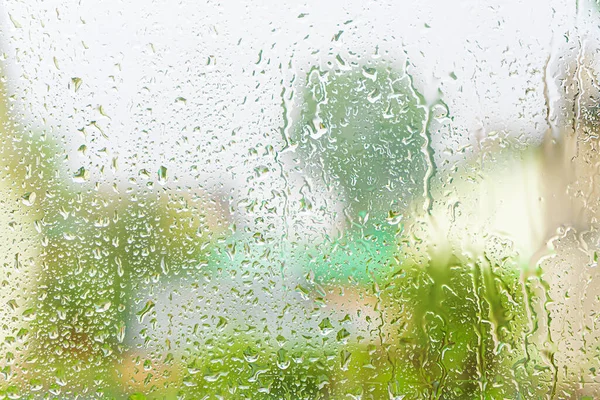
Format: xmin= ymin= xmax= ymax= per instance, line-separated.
xmin=1 ymin=0 xmax=600 ymax=398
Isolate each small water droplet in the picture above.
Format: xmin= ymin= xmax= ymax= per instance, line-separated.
xmin=71 ymin=77 xmax=82 ymax=92
xmin=73 ymin=167 xmax=89 ymax=183
xmin=157 ymin=166 xmax=168 ymax=185
xmin=136 ymin=300 xmax=155 ymax=323
xmin=22 ymin=192 xmax=36 ymax=206
xmin=318 ymin=317 xmax=334 ymax=335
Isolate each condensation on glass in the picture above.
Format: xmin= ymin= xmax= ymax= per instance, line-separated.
xmin=1 ymin=0 xmax=600 ymax=399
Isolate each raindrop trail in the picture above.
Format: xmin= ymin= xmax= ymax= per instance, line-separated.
xmin=404 ymin=63 xmax=436 ymax=214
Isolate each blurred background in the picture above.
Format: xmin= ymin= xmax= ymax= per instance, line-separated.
xmin=1 ymin=0 xmax=600 ymax=398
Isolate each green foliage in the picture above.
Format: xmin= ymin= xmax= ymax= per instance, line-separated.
xmin=28 ymin=185 xmax=228 ymax=392
xmin=293 ymin=65 xmax=428 ymax=226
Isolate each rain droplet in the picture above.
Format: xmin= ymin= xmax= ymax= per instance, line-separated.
xmin=73 ymin=167 xmax=89 ymax=183
xmin=22 ymin=192 xmax=36 ymax=206
xmin=157 ymin=166 xmax=168 ymax=185
xmin=136 ymin=300 xmax=155 ymax=323
xmin=71 ymin=77 xmax=83 ymax=92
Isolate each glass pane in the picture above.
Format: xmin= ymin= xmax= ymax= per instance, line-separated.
xmin=1 ymin=0 xmax=599 ymax=398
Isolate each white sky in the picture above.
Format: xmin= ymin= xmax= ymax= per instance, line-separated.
xmin=0 ymin=0 xmax=581 ymax=181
